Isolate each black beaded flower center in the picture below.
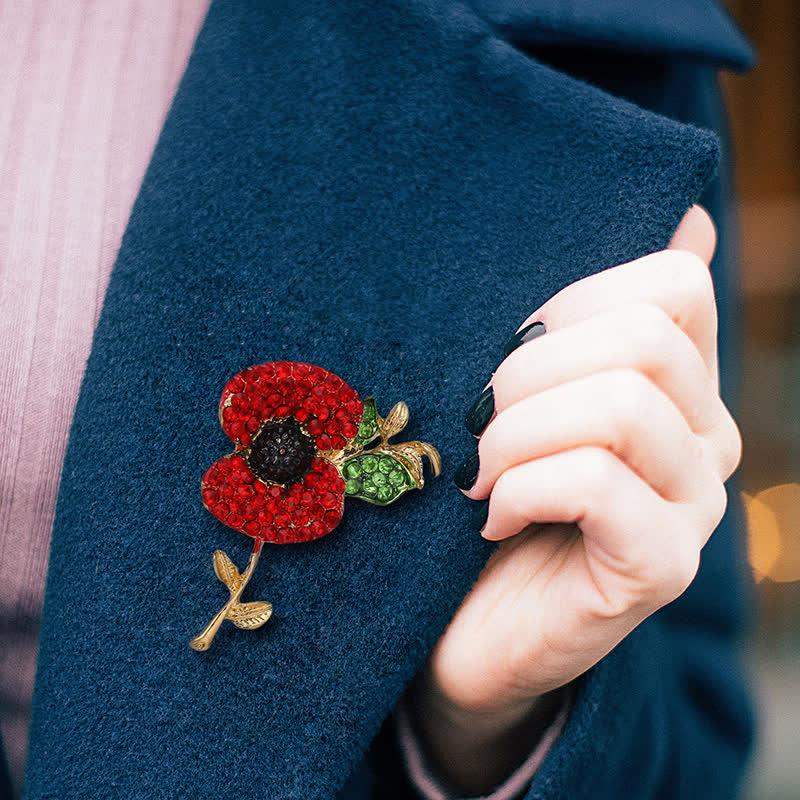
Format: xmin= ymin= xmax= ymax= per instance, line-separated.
xmin=248 ymin=418 xmax=316 ymax=485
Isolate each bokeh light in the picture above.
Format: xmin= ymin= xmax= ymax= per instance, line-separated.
xmin=744 ymin=484 xmax=800 ymax=583
xmin=743 ymin=491 xmax=782 ymax=581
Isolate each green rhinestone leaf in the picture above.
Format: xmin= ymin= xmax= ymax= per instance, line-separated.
xmin=372 ymin=471 xmax=387 ymax=486
xmin=340 ymin=449 xmax=418 ymax=506
xmin=345 ymin=460 xmax=362 ymax=478
xmin=355 ymin=398 xmax=380 ymax=445
xmin=362 ymin=455 xmax=378 ymax=473
xmin=388 ymin=468 xmax=405 ymax=487
xmin=378 ymin=456 xmax=394 ymax=474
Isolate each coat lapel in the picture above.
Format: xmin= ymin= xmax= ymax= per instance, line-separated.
xmin=25 ymin=1 xmax=740 ymax=798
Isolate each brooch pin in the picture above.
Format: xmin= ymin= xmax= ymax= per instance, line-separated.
xmin=189 ymin=361 xmax=441 ymax=651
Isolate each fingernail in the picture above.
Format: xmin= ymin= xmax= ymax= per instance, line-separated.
xmin=472 ymin=501 xmax=489 ymax=532
xmin=454 ymin=448 xmax=479 ymax=491
xmin=464 ymin=386 xmax=494 ymax=436
xmin=503 ymin=321 xmax=546 ymax=359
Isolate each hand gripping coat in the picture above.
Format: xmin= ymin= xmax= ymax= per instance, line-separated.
xmin=20 ymin=1 xmax=755 ymax=798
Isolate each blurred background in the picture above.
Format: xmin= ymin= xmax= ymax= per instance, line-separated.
xmin=721 ymin=2 xmax=800 ymax=798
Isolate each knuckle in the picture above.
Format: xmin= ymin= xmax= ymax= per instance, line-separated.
xmin=668 ymin=250 xmax=717 ymax=319
xmin=490 ymin=469 xmax=522 ymax=515
xmin=574 ymin=447 xmax=618 ymax=506
xmin=606 ymin=370 xmax=654 ymax=429
xmin=667 ymin=249 xmax=715 ymax=300
xmin=659 ymin=546 xmax=701 ymax=601
xmin=705 ymin=477 xmax=729 ymax=532
xmin=621 ymin=509 xmax=702 ymax=604
xmin=638 ymin=531 xmax=701 ymax=603
xmin=621 ymin=304 xmax=678 ymax=372
xmin=690 ymin=443 xmax=729 ymax=533
xmin=476 ymin=418 xmax=496 ymax=461
xmin=491 ymin=360 xmax=516 ymax=408
xmin=718 ymin=405 xmax=743 ymax=479
xmin=623 ymin=303 xmax=675 ymax=347
xmin=479 ymin=416 xmax=514 ymax=477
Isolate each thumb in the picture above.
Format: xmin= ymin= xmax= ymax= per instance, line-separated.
xmin=668 ymin=204 xmax=717 ymax=265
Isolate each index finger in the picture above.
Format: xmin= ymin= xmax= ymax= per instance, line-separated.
xmin=514 ymin=205 xmax=720 ymax=384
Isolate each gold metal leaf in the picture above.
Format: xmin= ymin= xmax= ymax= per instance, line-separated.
xmin=381 ymin=401 xmax=410 ymax=441
xmin=213 ymin=550 xmax=242 ymax=591
xmin=389 ymin=441 xmax=442 ymax=487
xmin=417 ymin=441 xmax=442 ymax=477
xmin=227 ymin=601 xmax=273 ymax=629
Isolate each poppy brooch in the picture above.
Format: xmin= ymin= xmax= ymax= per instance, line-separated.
xmin=189 ymin=361 xmax=441 ymax=650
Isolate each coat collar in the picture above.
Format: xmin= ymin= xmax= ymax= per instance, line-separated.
xmin=25 ymin=1 xmax=734 ymax=797
xmin=474 ymin=0 xmax=753 ymax=69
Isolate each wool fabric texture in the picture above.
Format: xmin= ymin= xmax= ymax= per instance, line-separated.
xmin=23 ymin=1 xmax=754 ymax=799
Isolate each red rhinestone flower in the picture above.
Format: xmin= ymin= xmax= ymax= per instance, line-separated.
xmin=201 ymin=361 xmax=361 ymax=545
xmin=190 ymin=361 xmax=441 ymax=651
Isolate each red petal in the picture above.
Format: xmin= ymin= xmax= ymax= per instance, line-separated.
xmin=201 ymin=454 xmax=347 ymax=543
xmin=316 ymin=434 xmax=332 ymax=451
xmin=217 ymin=362 xmax=363 ymax=446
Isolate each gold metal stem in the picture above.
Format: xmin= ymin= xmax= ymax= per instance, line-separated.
xmin=189 ymin=541 xmax=262 ymax=651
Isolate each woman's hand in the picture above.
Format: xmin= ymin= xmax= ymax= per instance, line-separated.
xmin=408 ymin=206 xmax=742 ymax=793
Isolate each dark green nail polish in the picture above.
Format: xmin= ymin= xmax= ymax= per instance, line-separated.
xmin=454 ymin=448 xmax=479 ymax=490
xmin=503 ymin=321 xmax=546 ymax=359
xmin=472 ymin=501 xmax=489 ymax=532
xmin=465 ymin=387 xmax=494 ymax=436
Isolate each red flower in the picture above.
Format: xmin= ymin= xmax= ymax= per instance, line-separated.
xmin=191 ymin=360 xmax=441 ymax=650
xmin=201 ymin=361 xmax=363 ymax=544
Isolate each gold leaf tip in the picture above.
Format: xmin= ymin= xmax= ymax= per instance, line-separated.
xmin=382 ymin=401 xmax=410 ymax=440
xmin=422 ymin=443 xmax=442 ymax=477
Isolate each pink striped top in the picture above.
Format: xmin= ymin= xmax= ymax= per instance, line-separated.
xmin=0 ymin=0 xmax=210 ymax=790
xmin=0 ymin=2 xmax=563 ymax=796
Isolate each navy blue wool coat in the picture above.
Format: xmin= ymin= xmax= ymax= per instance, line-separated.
xmin=18 ymin=1 xmax=755 ymax=798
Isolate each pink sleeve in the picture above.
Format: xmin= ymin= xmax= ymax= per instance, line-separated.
xmin=393 ymin=693 xmax=571 ymax=800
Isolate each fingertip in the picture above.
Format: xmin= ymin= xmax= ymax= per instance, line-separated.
xmin=479 ymin=522 xmax=502 ymax=541
xmin=481 ymin=524 xmax=516 ymax=542
xmin=668 ymin=204 xmax=716 ymax=265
